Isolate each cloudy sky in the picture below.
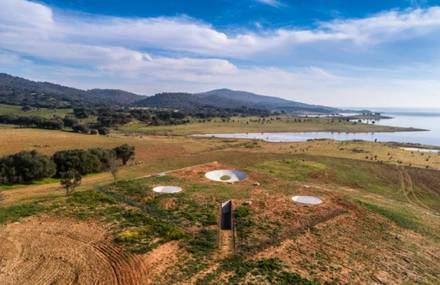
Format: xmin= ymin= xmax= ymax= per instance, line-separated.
xmin=1 ymin=0 xmax=440 ymax=107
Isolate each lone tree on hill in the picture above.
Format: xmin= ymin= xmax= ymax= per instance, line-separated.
xmin=113 ymin=144 xmax=135 ymax=165
xmin=108 ymin=154 xmax=120 ymax=183
xmin=60 ymin=170 xmax=82 ymax=196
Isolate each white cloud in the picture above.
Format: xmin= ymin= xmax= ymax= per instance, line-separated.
xmin=0 ymin=0 xmax=439 ymax=107
xmin=60 ymin=6 xmax=440 ymax=57
xmin=2 ymin=1 xmax=440 ymax=61
xmin=322 ymin=7 xmax=440 ymax=44
xmin=0 ymin=0 xmax=53 ymax=27
xmin=256 ymin=0 xmax=283 ymax=8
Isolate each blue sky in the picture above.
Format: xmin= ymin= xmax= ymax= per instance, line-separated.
xmin=1 ymin=0 xmax=440 ymax=107
xmin=36 ymin=0 xmax=439 ymax=30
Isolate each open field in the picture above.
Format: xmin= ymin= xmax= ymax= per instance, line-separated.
xmin=0 ymin=127 xmax=130 ymax=155
xmin=120 ymin=116 xmax=418 ymax=136
xmin=0 ymin=104 xmax=71 ymax=118
xmin=1 ymin=124 xmax=440 ymax=284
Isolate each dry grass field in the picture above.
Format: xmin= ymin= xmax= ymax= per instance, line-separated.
xmin=1 ymin=124 xmax=439 ymax=284
xmin=120 ymin=116 xmax=416 ymax=136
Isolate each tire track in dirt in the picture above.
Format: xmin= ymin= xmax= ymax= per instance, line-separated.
xmin=0 ymin=217 xmax=179 ymax=285
xmin=398 ymin=166 xmax=439 ymax=217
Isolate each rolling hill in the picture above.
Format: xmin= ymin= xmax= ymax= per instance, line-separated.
xmin=0 ymin=73 xmax=144 ymax=108
xmin=136 ymin=89 xmax=339 ymax=113
xmin=0 ymin=73 xmax=339 ymax=113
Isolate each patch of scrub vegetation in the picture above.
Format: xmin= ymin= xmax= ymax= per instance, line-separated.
xmin=67 ymin=190 xmax=116 ymax=208
xmin=109 ymin=177 xmax=218 ymax=228
xmin=356 ymin=200 xmax=439 ymax=240
xmin=187 ymin=229 xmax=218 ymax=257
xmin=113 ymin=210 xmax=187 ymax=253
xmin=251 ymin=159 xmax=327 ymax=182
xmin=197 ymin=257 xmax=319 ymax=285
xmin=58 ymin=189 xmax=188 ymax=253
xmin=234 ymin=205 xmax=255 ymax=244
xmin=240 ymin=141 xmax=260 ymax=149
xmin=57 ymin=179 xmax=220 ymax=255
xmin=234 ymin=204 xmax=288 ymax=254
xmin=0 ymin=203 xmax=47 ymax=224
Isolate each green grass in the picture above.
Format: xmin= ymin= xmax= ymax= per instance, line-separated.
xmin=0 ymin=177 xmax=59 ymax=191
xmin=0 ymin=203 xmax=47 ymax=224
xmin=356 ymin=200 xmax=439 ymax=240
xmin=0 ymin=104 xmax=71 ymax=118
xmin=251 ymin=159 xmax=327 ymax=182
xmin=252 ymin=156 xmax=408 ymax=202
xmin=197 ymin=256 xmax=319 ymax=285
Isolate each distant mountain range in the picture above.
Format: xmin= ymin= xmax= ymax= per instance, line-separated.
xmin=134 ymin=89 xmax=339 ymax=113
xmin=0 ymin=73 xmax=339 ymax=113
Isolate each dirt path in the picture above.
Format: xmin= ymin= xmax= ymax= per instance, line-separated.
xmin=0 ymin=217 xmax=179 ymax=285
xmin=218 ymin=230 xmax=234 ymax=258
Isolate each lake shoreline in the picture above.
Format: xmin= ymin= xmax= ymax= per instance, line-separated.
xmin=192 ymin=127 xmax=439 ymax=147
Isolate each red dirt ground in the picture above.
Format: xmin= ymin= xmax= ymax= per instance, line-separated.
xmin=0 ymin=216 xmax=179 ymax=285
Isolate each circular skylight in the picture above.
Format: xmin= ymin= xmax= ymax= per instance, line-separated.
xmin=152 ymin=186 xmax=182 ymax=193
xmin=291 ymin=195 xmax=322 ymax=205
xmin=205 ymin=170 xmax=247 ymax=183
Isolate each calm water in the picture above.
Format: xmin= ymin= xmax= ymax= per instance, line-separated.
xmin=196 ymin=109 xmax=440 ymax=146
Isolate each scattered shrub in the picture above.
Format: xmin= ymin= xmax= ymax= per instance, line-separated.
xmin=114 ymin=144 xmax=135 ymax=165
xmin=72 ymin=123 xmax=89 ymax=134
xmin=97 ymin=126 xmax=110 ymax=135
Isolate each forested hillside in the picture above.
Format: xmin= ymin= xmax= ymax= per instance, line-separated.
xmin=0 ymin=73 xmax=144 ymax=108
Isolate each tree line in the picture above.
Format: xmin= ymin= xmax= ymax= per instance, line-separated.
xmin=0 ymin=144 xmax=135 ymax=185
xmin=0 ymin=115 xmax=64 ymax=130
xmin=74 ymin=107 xmax=189 ymax=127
xmin=0 ymin=104 xmax=271 ymax=135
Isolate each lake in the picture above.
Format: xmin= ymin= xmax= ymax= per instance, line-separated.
xmin=195 ymin=109 xmax=440 ymax=146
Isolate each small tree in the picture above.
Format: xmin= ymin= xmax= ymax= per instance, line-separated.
xmin=97 ymin=127 xmax=110 ymax=135
xmin=113 ymin=144 xmax=135 ymax=165
xmin=72 ymin=124 xmax=90 ymax=134
xmin=60 ymin=170 xmax=82 ymax=196
xmin=108 ymin=155 xmax=120 ymax=183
